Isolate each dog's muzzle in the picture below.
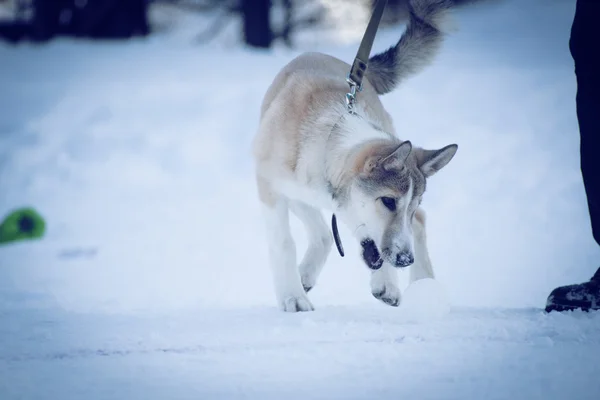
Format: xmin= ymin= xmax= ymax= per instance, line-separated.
xmin=381 ymin=247 xmax=414 ymax=268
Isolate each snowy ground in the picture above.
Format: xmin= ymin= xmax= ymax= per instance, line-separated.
xmin=1 ymin=306 xmax=599 ymax=399
xmin=1 ymin=0 xmax=599 ymax=399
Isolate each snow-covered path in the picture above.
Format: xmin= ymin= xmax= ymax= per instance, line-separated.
xmin=2 ymin=306 xmax=599 ymax=400
xmin=1 ymin=0 xmax=599 ymax=398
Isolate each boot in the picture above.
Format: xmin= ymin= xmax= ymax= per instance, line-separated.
xmin=545 ymin=268 xmax=600 ymax=312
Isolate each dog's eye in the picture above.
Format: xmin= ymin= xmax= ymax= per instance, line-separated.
xmin=381 ymin=197 xmax=396 ymax=212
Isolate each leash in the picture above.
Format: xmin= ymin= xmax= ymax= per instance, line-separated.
xmin=345 ymin=0 xmax=388 ymax=115
xmin=332 ymin=0 xmax=388 ymax=257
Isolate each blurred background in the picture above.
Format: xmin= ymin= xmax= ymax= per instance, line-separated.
xmin=0 ymin=0 xmax=491 ymax=47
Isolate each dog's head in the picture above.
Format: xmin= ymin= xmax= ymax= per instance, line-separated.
xmin=336 ymin=140 xmax=457 ymax=269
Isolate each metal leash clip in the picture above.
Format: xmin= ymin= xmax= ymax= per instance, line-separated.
xmin=345 ymin=75 xmax=361 ymax=115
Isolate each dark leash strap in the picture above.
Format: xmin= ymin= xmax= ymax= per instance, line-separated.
xmin=348 ymin=0 xmax=388 ymax=90
xmin=332 ymin=0 xmax=388 ymax=257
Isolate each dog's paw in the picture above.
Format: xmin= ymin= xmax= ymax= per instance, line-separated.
xmin=301 ymin=273 xmax=316 ymax=293
xmin=371 ymin=283 xmax=401 ymax=307
xmin=302 ymin=284 xmax=313 ymax=293
xmin=280 ymin=293 xmax=315 ymax=312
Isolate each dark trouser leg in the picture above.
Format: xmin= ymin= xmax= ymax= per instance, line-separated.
xmin=545 ymin=0 xmax=600 ymax=311
xmin=570 ymin=0 xmax=600 ymax=247
xmin=29 ymin=0 xmax=63 ymax=41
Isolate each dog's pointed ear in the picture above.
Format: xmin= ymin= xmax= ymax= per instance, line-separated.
xmin=416 ymin=144 xmax=458 ymax=178
xmin=381 ymin=141 xmax=412 ymax=171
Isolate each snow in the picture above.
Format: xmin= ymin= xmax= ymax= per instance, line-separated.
xmin=401 ymin=278 xmax=451 ymax=321
xmin=1 ymin=0 xmax=599 ymax=399
xmin=1 ymin=307 xmax=599 ymax=399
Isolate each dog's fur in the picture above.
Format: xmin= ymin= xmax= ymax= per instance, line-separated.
xmin=252 ymin=0 xmax=458 ymax=312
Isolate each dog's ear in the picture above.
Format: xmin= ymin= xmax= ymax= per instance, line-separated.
xmin=381 ymin=141 xmax=412 ymax=171
xmin=415 ymin=144 xmax=458 ymax=178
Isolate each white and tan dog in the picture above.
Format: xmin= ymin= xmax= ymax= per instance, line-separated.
xmin=253 ymin=0 xmax=458 ymax=312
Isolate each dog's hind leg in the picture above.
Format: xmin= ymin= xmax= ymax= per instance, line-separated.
xmin=289 ymin=201 xmax=333 ymax=293
xmin=257 ymin=177 xmax=314 ymax=312
xmin=409 ymin=208 xmax=435 ymax=283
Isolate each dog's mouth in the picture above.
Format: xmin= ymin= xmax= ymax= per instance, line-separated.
xmin=360 ymin=238 xmax=383 ymax=270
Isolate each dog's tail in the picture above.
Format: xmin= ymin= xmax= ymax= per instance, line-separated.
xmin=366 ymin=0 xmax=452 ymax=95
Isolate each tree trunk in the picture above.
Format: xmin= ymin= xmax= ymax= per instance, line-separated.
xmin=242 ymin=0 xmax=272 ymax=48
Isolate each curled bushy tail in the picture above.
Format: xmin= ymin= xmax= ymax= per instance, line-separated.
xmin=366 ymin=0 xmax=452 ymax=95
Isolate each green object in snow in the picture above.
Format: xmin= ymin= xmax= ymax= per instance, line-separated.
xmin=0 ymin=207 xmax=46 ymax=245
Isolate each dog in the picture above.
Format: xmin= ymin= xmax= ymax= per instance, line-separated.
xmin=252 ymin=0 xmax=458 ymax=312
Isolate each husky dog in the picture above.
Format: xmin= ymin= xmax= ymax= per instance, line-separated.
xmin=253 ymin=0 xmax=458 ymax=312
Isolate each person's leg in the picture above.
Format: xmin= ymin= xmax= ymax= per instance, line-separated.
xmin=572 ymin=0 xmax=600 ymax=246
xmin=29 ymin=0 xmax=62 ymax=41
xmin=545 ymin=0 xmax=600 ymax=313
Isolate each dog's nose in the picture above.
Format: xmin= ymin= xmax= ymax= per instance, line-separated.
xmin=395 ymin=251 xmax=414 ymax=267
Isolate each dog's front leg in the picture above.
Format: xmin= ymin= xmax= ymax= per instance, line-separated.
xmin=260 ymin=191 xmax=314 ymax=312
xmin=352 ymin=225 xmax=401 ymax=307
xmin=289 ymin=200 xmax=332 ymax=293
xmin=409 ymin=208 xmax=435 ymax=283
xmin=370 ymin=263 xmax=401 ymax=307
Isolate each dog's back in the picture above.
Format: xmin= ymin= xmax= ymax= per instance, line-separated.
xmin=254 ymin=52 xmax=392 ymax=176
xmin=259 ymin=52 xmax=381 ymax=119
